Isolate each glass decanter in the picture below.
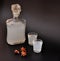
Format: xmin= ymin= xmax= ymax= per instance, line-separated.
xmin=6 ymin=4 xmax=26 ymax=45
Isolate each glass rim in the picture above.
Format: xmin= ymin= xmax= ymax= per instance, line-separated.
xmin=33 ymin=39 xmax=43 ymax=43
xmin=28 ymin=32 xmax=38 ymax=35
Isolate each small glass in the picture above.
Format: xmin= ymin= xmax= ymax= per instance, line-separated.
xmin=28 ymin=32 xmax=38 ymax=46
xmin=33 ymin=39 xmax=43 ymax=53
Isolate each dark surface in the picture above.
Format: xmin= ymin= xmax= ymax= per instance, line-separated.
xmin=0 ymin=0 xmax=60 ymax=61
xmin=0 ymin=39 xmax=60 ymax=61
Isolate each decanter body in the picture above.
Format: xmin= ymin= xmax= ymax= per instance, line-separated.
xmin=6 ymin=18 xmax=26 ymax=45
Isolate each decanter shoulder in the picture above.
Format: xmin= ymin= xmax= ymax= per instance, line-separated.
xmin=6 ymin=18 xmax=14 ymax=26
xmin=21 ymin=19 xmax=26 ymax=24
xmin=6 ymin=18 xmax=13 ymax=23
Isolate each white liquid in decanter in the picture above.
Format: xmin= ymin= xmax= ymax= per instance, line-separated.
xmin=6 ymin=18 xmax=26 ymax=45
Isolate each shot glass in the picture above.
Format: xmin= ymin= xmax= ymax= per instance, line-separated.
xmin=28 ymin=32 xmax=38 ymax=46
xmin=33 ymin=39 xmax=43 ymax=53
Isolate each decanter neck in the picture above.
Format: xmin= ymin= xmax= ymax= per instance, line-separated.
xmin=13 ymin=16 xmax=19 ymax=22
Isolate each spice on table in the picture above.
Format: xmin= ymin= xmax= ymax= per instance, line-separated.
xmin=21 ymin=51 xmax=27 ymax=56
xmin=20 ymin=47 xmax=26 ymax=52
xmin=20 ymin=47 xmax=27 ymax=56
xmin=14 ymin=49 xmax=20 ymax=54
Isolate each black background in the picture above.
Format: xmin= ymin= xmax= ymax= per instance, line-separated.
xmin=0 ymin=0 xmax=60 ymax=61
xmin=0 ymin=0 xmax=60 ymax=44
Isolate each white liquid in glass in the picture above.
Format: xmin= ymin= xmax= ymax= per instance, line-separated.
xmin=33 ymin=40 xmax=43 ymax=53
xmin=28 ymin=32 xmax=38 ymax=46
